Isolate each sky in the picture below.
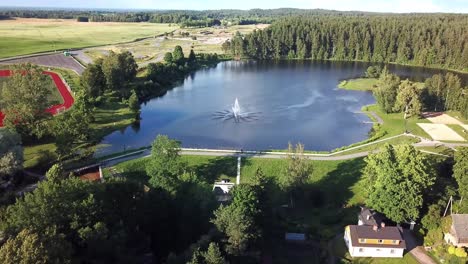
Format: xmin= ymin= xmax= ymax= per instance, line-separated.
xmin=2 ymin=0 xmax=468 ymax=13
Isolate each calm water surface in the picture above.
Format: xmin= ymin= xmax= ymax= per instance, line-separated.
xmin=97 ymin=61 xmax=461 ymax=154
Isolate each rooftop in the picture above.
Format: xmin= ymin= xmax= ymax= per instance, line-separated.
xmin=348 ymin=225 xmax=406 ymax=249
xmin=452 ymin=214 xmax=468 ymax=240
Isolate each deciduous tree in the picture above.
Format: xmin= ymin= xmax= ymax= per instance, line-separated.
xmin=394 ymin=79 xmax=422 ymax=117
xmin=0 ymin=63 xmax=52 ymax=138
xmin=363 ymin=144 xmax=436 ymax=223
xmin=146 ymin=135 xmax=186 ymax=194
xmin=0 ymin=129 xmax=23 ymax=178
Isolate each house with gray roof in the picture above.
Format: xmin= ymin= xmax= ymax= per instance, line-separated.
xmin=444 ymin=214 xmax=468 ymax=248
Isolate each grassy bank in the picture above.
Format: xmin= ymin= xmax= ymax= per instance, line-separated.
xmin=338 ymin=78 xmax=378 ymax=91
xmin=102 ymin=155 xmax=237 ymax=184
xmin=0 ymin=18 xmax=178 ymax=58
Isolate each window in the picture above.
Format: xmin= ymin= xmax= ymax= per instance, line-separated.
xmin=376 ymin=248 xmax=381 ymax=252
xmin=359 ymin=248 xmax=364 ymax=252
xmin=359 ymin=238 xmax=366 ymax=243
xmin=390 ymin=249 xmax=395 ymax=254
xmin=378 ymin=239 xmax=383 ymax=244
xmin=392 ymin=240 xmax=398 ymax=244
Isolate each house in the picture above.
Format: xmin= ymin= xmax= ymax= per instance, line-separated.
xmin=344 ymin=223 xmax=406 ymax=258
xmin=358 ymin=207 xmax=385 ymax=226
xmin=444 ymin=214 xmax=468 ymax=248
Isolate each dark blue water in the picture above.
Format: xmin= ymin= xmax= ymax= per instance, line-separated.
xmin=97 ymin=60 xmax=460 ymax=155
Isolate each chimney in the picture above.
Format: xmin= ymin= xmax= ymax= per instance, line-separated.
xmin=381 ymin=222 xmax=386 ymax=228
xmin=373 ymin=225 xmax=378 ymax=231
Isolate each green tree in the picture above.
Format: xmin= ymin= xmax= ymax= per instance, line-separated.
xmin=453 ymin=147 xmax=468 ymax=213
xmin=363 ymin=144 xmax=436 ymax=223
xmin=365 ymin=66 xmax=382 ymax=78
xmin=45 ymin=163 xmax=66 ymax=183
xmin=146 ymin=135 xmax=186 ymax=194
xmin=0 ymin=129 xmax=23 ymax=178
xmin=164 ymin=52 xmax=173 ymax=64
xmin=393 ymin=79 xmax=422 ymax=117
xmin=101 ymin=51 xmax=137 ymax=93
xmin=0 ymin=63 xmax=52 ymax=138
xmin=0 ymin=228 xmax=72 ymax=264
xmin=373 ymin=67 xmax=400 ymax=113
xmin=80 ymin=61 xmax=106 ymax=97
xmin=212 ymin=205 xmax=255 ymax=255
xmin=203 ymin=242 xmax=226 ymax=264
xmin=53 ymin=93 xmax=91 ymax=160
xmin=188 ymin=49 xmax=196 ymax=63
xmin=279 ymin=142 xmax=312 ymax=207
xmin=172 ymin=45 xmax=185 ymax=65
xmin=128 ymin=90 xmax=140 ymax=113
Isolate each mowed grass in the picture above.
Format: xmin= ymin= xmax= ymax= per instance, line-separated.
xmin=0 ymin=18 xmax=178 ymax=58
xmin=104 ymin=155 xmax=237 ymax=184
xmin=338 ymin=78 xmax=378 ymax=91
xmin=0 ymin=74 xmax=63 ymax=105
xmin=364 ymin=104 xmax=432 ymax=139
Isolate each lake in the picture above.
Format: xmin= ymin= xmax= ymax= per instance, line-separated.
xmin=97 ymin=60 xmax=461 ymax=155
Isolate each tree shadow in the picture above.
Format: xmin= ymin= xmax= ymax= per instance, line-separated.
xmin=189 ymin=155 xmax=238 ymax=183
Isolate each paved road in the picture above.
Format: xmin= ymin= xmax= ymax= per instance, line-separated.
xmin=0 ymin=53 xmax=85 ymax=74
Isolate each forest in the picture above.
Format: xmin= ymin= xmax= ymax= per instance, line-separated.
xmin=224 ymin=15 xmax=468 ymax=71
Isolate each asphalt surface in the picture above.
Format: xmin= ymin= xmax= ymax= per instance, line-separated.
xmin=0 ymin=53 xmax=85 ymax=74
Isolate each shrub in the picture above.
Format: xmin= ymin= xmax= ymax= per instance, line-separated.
xmin=455 ymin=247 xmax=467 ymax=258
xmin=448 ymin=245 xmax=456 ymax=255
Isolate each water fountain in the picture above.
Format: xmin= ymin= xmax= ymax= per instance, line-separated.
xmin=212 ymin=98 xmax=260 ymax=122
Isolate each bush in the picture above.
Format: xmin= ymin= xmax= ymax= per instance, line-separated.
xmin=424 ymin=228 xmax=443 ymax=246
xmin=455 ymin=247 xmax=467 ymax=258
xmin=448 ymin=245 xmax=456 ymax=255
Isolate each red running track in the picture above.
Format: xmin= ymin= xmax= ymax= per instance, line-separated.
xmin=0 ymin=70 xmax=74 ymax=127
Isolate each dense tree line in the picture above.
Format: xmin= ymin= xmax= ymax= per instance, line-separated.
xmin=225 ymin=15 xmax=468 ymax=70
xmin=0 ymin=8 xmax=435 ymax=25
xmin=370 ymin=67 xmax=467 ymax=119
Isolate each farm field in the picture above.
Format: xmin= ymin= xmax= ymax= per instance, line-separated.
xmin=81 ymin=24 xmax=269 ymax=65
xmin=0 ymin=18 xmax=178 ymax=58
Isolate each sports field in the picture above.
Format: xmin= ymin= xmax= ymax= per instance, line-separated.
xmin=0 ymin=70 xmax=74 ymax=127
xmin=0 ymin=18 xmax=178 ymax=58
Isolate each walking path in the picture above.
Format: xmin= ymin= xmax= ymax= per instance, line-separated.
xmin=403 ymin=229 xmax=437 ymax=264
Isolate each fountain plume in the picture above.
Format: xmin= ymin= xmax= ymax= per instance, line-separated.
xmin=212 ymin=98 xmax=260 ymax=123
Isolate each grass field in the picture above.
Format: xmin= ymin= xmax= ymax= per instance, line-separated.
xmin=338 ymin=78 xmax=378 ymax=91
xmin=102 ymin=155 xmax=237 ymax=183
xmin=82 ymin=24 xmax=267 ymax=65
xmin=0 ymin=18 xmax=178 ymax=58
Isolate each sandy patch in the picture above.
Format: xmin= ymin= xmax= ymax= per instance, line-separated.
xmin=418 ymin=123 xmax=465 ymax=141
xmin=424 ymin=113 xmax=464 ymax=125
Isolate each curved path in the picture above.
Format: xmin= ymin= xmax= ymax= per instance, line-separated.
xmin=0 ymin=70 xmax=74 ymax=127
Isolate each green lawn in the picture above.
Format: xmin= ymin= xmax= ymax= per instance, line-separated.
xmin=364 ymin=104 xmax=432 ymax=139
xmin=338 ymin=78 xmax=378 ymax=91
xmin=103 ymin=155 xmax=237 ymax=184
xmin=0 ymin=18 xmax=178 ymax=58
xmin=447 ymin=124 xmax=468 ymax=141
xmin=242 ymin=157 xmax=368 ymax=239
xmin=0 ymin=73 xmax=63 ymax=105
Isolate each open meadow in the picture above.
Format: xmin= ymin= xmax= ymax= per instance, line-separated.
xmin=81 ymin=24 xmax=268 ymax=65
xmin=0 ymin=18 xmax=178 ymax=58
